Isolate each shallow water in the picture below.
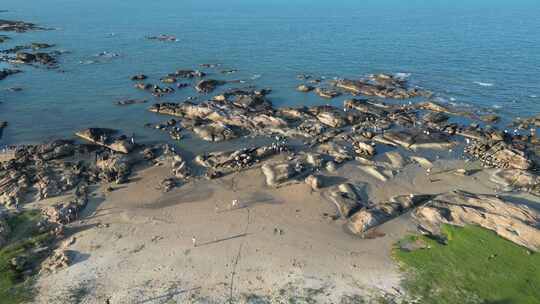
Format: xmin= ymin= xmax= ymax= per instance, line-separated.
xmin=1 ymin=0 xmax=539 ymax=150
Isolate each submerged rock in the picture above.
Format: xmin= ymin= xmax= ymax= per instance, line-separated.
xmin=0 ymin=68 xmax=21 ymax=80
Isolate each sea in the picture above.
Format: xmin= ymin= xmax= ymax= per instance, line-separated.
xmin=1 ymin=0 xmax=539 ymax=153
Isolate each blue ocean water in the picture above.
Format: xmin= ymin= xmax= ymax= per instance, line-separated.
xmin=1 ymin=0 xmax=539 ymax=148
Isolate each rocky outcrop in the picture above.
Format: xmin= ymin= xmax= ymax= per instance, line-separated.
xmin=333 ymin=74 xmax=427 ymax=99
xmin=75 ymin=128 xmax=135 ymax=154
xmin=196 ymin=79 xmax=226 ymax=93
xmin=196 ymin=143 xmax=288 ymax=175
xmin=347 ymin=194 xmax=434 ymax=235
xmin=192 ymin=122 xmax=237 ymax=142
xmin=261 ymin=162 xmax=295 ymax=187
xmin=0 ymin=19 xmax=43 ymax=32
xmin=413 ymin=190 xmax=540 ymax=251
xmin=465 ymin=140 xmax=532 ymax=170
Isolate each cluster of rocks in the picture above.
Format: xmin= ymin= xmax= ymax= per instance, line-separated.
xmin=146 ymin=34 xmax=178 ymax=42
xmin=196 ymin=142 xmax=288 ymax=177
xmin=0 ymin=19 xmax=43 ymax=32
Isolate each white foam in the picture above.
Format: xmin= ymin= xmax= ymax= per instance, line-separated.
xmin=474 ymin=81 xmax=494 ymax=87
xmin=394 ymin=72 xmax=411 ymax=80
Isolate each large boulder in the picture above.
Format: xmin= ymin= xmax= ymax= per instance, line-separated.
xmin=413 ymin=190 xmax=540 ymax=251
xmin=261 ymin=162 xmax=295 ymax=187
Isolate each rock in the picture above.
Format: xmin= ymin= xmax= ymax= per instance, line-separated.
xmin=423 ymin=112 xmax=449 ymax=124
xmin=315 ymin=87 xmax=341 ymax=99
xmin=333 ymin=74 xmax=427 ymax=99
xmin=195 ymin=79 xmax=226 ymax=93
xmin=147 ymin=34 xmax=177 ymax=42
xmin=480 ymin=114 xmax=500 ymax=123
xmin=192 ymin=122 xmax=237 ymax=142
xmin=490 ymin=169 xmax=539 ymax=193
xmin=413 ymin=190 xmax=540 ymax=251
xmin=353 ymin=141 xmax=376 ymax=158
xmin=305 ymin=153 xmax=323 ymax=167
xmin=161 ymin=75 xmax=177 ymax=83
xmin=261 ymin=162 xmax=295 ymax=186
xmin=325 ymin=161 xmax=337 ymax=172
xmin=96 ymin=154 xmax=132 ymax=183
xmin=0 ymin=19 xmax=43 ymax=32
xmin=383 ymin=151 xmax=406 ymax=169
xmin=196 ymin=143 xmax=288 ymax=174
xmin=328 ymin=183 xmax=363 ymax=217
xmin=130 ymin=74 xmax=147 ymax=81
xmin=115 ymin=99 xmax=147 ymax=106
xmin=297 ymin=84 xmax=314 ymax=92
xmin=174 ymin=69 xmax=206 ymax=78
xmin=41 ymin=250 xmax=71 ymax=273
xmin=315 ymin=107 xmax=347 ymax=128
xmin=42 ymin=197 xmax=87 ymax=225
xmin=75 ymin=128 xmax=135 ymax=154
xmin=160 ymin=178 xmax=177 ymax=192
xmin=465 ymin=141 xmax=532 ymax=170
xmin=347 ymin=194 xmax=433 ymax=235
xmin=0 ymin=68 xmax=21 ymax=80
xmin=305 ymin=174 xmax=322 ymax=191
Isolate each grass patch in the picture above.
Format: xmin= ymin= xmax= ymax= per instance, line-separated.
xmin=394 ymin=225 xmax=540 ymax=304
xmin=0 ymin=210 xmax=53 ymax=304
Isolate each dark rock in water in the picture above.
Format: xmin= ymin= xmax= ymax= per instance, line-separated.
xmin=0 ymin=35 xmax=9 ymax=43
xmin=115 ymin=99 xmax=147 ymax=106
xmin=13 ymin=51 xmax=57 ymax=66
xmin=0 ymin=121 xmax=6 ymax=140
xmin=130 ymin=74 xmax=147 ymax=81
xmin=0 ymin=68 xmax=21 ymax=80
xmin=195 ymin=79 xmax=226 ymax=93
xmin=134 ymin=83 xmax=174 ymax=97
xmin=160 ymin=75 xmax=176 ymax=83
xmin=199 ymin=63 xmax=220 ymax=68
xmin=16 ymin=52 xmax=35 ymax=62
xmin=315 ymin=87 xmax=341 ymax=99
xmin=480 ymin=114 xmax=499 ymax=123
xmin=174 ymin=69 xmax=206 ymax=78
xmin=423 ymin=111 xmax=449 ymax=124
xmin=146 ymin=34 xmax=177 ymax=42
xmin=0 ymin=19 xmax=43 ymax=32
xmin=296 ymin=84 xmax=314 ymax=92
xmin=31 ymin=42 xmax=54 ymax=49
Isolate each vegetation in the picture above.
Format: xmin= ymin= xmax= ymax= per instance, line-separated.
xmin=0 ymin=211 xmax=53 ymax=304
xmin=394 ymin=225 xmax=540 ymax=304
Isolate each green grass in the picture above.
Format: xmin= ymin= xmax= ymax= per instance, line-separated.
xmin=394 ymin=225 xmax=540 ymax=304
xmin=0 ymin=211 xmax=53 ymax=304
